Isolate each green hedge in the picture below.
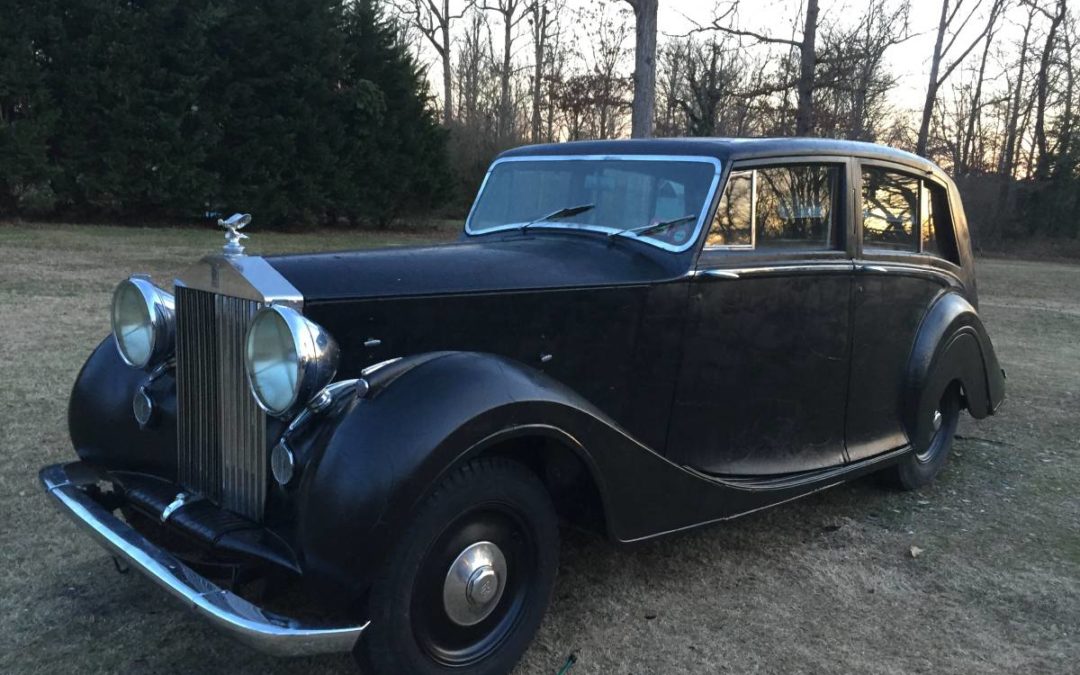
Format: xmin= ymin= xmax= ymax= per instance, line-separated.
xmin=0 ymin=0 xmax=450 ymax=227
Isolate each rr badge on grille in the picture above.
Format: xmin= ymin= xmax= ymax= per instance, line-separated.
xmin=219 ymin=213 xmax=251 ymax=256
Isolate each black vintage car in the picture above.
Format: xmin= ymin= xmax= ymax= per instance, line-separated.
xmin=41 ymin=138 xmax=1005 ymax=674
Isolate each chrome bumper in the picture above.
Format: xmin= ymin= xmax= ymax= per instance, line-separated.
xmin=39 ymin=462 xmax=367 ymax=657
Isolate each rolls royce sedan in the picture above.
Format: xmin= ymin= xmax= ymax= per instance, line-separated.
xmin=40 ymin=138 xmax=1005 ymax=674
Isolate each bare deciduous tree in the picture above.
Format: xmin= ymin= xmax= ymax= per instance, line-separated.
xmin=697 ymin=0 xmax=821 ymax=136
xmin=397 ymin=0 xmax=468 ymax=125
xmin=528 ymin=0 xmax=561 ymax=142
xmin=815 ymin=0 xmax=910 ymax=141
xmin=624 ymin=0 xmax=658 ymax=138
xmin=481 ymin=0 xmax=528 ymax=141
xmin=917 ymin=0 xmax=1007 ymax=156
xmin=958 ymin=0 xmax=1004 ymax=173
xmin=1031 ymin=0 xmax=1068 ymax=179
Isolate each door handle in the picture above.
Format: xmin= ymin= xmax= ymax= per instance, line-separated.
xmin=861 ymin=265 xmax=888 ymax=274
xmin=697 ymin=269 xmax=740 ymax=280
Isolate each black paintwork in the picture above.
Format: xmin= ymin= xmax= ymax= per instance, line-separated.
xmin=668 ymin=257 xmax=853 ymax=475
xmin=63 ymin=138 xmax=1006 ymax=610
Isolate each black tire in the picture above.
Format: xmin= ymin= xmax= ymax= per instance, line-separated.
xmin=355 ymin=457 xmax=559 ymax=675
xmin=885 ymin=382 xmax=962 ymax=491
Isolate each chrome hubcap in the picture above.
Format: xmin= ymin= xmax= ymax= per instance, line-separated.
xmin=443 ymin=541 xmax=507 ymax=627
xmin=932 ymin=409 xmax=943 ymax=433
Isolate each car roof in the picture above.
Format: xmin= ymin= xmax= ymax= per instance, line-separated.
xmin=498 ymin=137 xmax=939 ymax=174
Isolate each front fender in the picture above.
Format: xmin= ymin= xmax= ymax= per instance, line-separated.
xmin=68 ymin=336 xmax=178 ymax=478
xmin=905 ymin=292 xmax=1006 ymax=450
xmin=294 ymin=351 xmax=610 ymax=597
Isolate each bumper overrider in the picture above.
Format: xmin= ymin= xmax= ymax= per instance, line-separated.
xmin=39 ymin=462 xmax=368 ymax=657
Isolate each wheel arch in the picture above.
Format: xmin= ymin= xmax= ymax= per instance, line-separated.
xmin=452 ymin=425 xmax=612 ymax=539
xmin=904 ymin=291 xmax=1005 ymax=450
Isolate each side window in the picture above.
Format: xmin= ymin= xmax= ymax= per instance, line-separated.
xmin=921 ymin=180 xmax=960 ymax=264
xmin=862 ymin=167 xmax=918 ymax=251
xmin=706 ymin=170 xmax=752 ymax=246
xmin=706 ymin=164 xmax=840 ymax=249
xmin=754 ymin=165 xmax=837 ymax=249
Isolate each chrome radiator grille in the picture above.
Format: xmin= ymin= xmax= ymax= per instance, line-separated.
xmin=175 ymin=287 xmax=268 ymax=521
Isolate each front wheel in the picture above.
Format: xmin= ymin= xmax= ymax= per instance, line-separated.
xmin=355 ymin=457 xmax=559 ymax=675
xmin=885 ymin=383 xmax=962 ymax=490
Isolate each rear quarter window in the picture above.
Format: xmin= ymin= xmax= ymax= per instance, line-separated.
xmin=921 ymin=180 xmax=961 ymax=265
xmin=861 ymin=166 xmax=961 ymax=266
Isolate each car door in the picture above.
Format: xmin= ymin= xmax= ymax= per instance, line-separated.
xmin=665 ymin=157 xmax=855 ymax=476
xmin=846 ymin=161 xmax=966 ymax=462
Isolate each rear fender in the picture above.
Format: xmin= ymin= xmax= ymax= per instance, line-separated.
xmin=905 ymin=292 xmax=1005 ymax=450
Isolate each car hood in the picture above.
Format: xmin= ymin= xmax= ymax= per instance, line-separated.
xmin=267 ymin=234 xmax=686 ymax=302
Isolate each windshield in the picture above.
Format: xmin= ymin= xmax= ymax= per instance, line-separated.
xmin=466 ymin=157 xmax=720 ymax=250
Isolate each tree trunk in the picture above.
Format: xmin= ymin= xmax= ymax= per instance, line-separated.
xmin=962 ymin=10 xmax=997 ymax=174
xmin=794 ymin=0 xmax=819 ymax=136
xmin=499 ymin=11 xmax=513 ymax=141
xmin=441 ymin=0 xmax=453 ymax=125
xmin=917 ymin=0 xmax=950 ymax=157
xmin=531 ymin=2 xmax=547 ymax=143
xmin=627 ymin=0 xmax=658 ymax=138
xmin=1056 ymin=18 xmax=1075 ymax=177
xmin=1000 ymin=9 xmax=1034 ymax=178
xmin=1034 ymin=0 xmax=1066 ymax=181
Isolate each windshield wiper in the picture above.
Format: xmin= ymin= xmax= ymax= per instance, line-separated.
xmin=608 ymin=214 xmax=698 ymax=240
xmin=519 ymin=203 xmax=595 ymax=232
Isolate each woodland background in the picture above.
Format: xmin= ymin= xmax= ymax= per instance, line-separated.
xmin=1 ymin=0 xmax=1079 ymax=250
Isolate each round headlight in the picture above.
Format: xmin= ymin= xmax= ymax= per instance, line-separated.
xmin=111 ymin=277 xmax=175 ymax=369
xmin=245 ymin=305 xmax=338 ymax=416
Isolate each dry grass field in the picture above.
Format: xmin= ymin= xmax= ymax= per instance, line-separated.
xmin=1 ymin=222 xmax=1077 ymax=674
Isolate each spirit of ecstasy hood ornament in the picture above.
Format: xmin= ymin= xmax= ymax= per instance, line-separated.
xmin=218 ymin=213 xmax=252 ymax=256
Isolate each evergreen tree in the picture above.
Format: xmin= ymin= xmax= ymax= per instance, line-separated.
xmin=0 ymin=0 xmax=57 ymax=215
xmin=0 ymin=0 xmax=450 ymax=226
xmin=205 ymin=0 xmax=359 ymax=225
xmin=46 ymin=0 xmax=220 ymax=217
xmin=338 ymin=0 xmax=450 ymax=226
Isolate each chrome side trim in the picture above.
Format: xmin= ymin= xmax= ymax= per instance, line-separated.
xmin=464 ymin=154 xmax=724 ymax=253
xmin=39 ymin=463 xmax=367 ymax=656
xmin=856 ymin=260 xmax=962 ymax=286
xmin=697 ymin=269 xmax=741 ymax=280
xmin=692 ymin=262 xmax=855 ymax=279
xmin=361 ymin=357 xmax=403 ymax=377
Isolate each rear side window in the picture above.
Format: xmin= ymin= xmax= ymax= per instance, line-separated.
xmin=707 ymin=164 xmax=841 ymax=250
xmin=861 ymin=166 xmax=959 ymax=264
xmin=862 ymin=168 xmax=918 ymax=251
xmin=921 ymin=181 xmax=959 ymax=263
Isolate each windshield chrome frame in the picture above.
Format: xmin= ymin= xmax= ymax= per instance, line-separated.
xmin=464 ymin=154 xmax=724 ymax=253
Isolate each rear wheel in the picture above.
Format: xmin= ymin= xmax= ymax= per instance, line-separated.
xmin=355 ymin=457 xmax=558 ymax=675
xmin=885 ymin=383 xmax=962 ymax=490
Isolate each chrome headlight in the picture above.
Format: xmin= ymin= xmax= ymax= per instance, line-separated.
xmin=111 ymin=277 xmax=175 ymax=369
xmin=244 ymin=305 xmax=339 ymax=416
